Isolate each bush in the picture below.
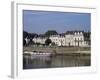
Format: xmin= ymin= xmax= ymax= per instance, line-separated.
xmin=45 ymin=38 xmax=52 ymax=46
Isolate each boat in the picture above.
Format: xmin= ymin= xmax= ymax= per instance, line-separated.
xmin=23 ymin=51 xmax=52 ymax=59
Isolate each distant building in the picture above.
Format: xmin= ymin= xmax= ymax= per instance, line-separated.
xmin=33 ymin=35 xmax=47 ymax=44
xmin=32 ymin=31 xmax=90 ymax=47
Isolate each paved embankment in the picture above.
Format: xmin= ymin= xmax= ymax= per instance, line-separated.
xmin=23 ymin=46 xmax=91 ymax=55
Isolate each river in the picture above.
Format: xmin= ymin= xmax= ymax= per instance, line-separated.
xmin=23 ymin=54 xmax=90 ymax=69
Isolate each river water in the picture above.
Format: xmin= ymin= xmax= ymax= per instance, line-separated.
xmin=23 ymin=54 xmax=90 ymax=69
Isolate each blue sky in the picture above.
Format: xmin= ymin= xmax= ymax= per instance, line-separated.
xmin=23 ymin=10 xmax=91 ymax=34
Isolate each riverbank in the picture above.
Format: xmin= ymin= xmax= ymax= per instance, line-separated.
xmin=23 ymin=46 xmax=91 ymax=69
xmin=23 ymin=46 xmax=91 ymax=55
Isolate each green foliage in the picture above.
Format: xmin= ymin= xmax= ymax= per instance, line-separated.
xmin=28 ymin=33 xmax=38 ymax=38
xmin=51 ymin=42 xmax=56 ymax=46
xmin=28 ymin=39 xmax=35 ymax=45
xmin=23 ymin=39 xmax=26 ymax=46
xmin=35 ymin=42 xmax=41 ymax=45
xmin=45 ymin=38 xmax=52 ymax=46
xmin=23 ymin=31 xmax=28 ymax=38
xmin=83 ymin=32 xmax=91 ymax=41
xmin=45 ymin=30 xmax=58 ymax=37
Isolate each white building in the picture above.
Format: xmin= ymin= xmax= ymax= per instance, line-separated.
xmin=49 ymin=34 xmax=66 ymax=46
xmin=33 ymin=35 xmax=47 ymax=44
xmin=32 ymin=31 xmax=90 ymax=47
xmin=25 ymin=37 xmax=30 ymax=45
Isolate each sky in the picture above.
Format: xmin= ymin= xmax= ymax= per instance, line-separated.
xmin=23 ymin=10 xmax=91 ymax=34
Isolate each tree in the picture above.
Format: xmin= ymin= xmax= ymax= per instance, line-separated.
xmin=83 ymin=32 xmax=91 ymax=41
xmin=45 ymin=30 xmax=58 ymax=37
xmin=51 ymin=42 xmax=56 ymax=46
xmin=28 ymin=33 xmax=38 ymax=39
xmin=35 ymin=42 xmax=41 ymax=46
xmin=45 ymin=38 xmax=52 ymax=46
xmin=23 ymin=39 xmax=26 ymax=46
xmin=28 ymin=38 xmax=35 ymax=45
xmin=83 ymin=32 xmax=91 ymax=45
xmin=23 ymin=31 xmax=28 ymax=38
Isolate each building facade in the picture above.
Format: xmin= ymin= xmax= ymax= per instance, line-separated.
xmin=32 ymin=31 xmax=90 ymax=47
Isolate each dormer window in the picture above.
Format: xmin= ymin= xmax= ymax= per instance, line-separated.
xmin=80 ymin=32 xmax=82 ymax=35
xmin=75 ymin=32 xmax=77 ymax=35
xmin=78 ymin=32 xmax=79 ymax=35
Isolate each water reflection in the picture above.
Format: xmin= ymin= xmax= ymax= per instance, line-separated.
xmin=23 ymin=54 xmax=90 ymax=69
